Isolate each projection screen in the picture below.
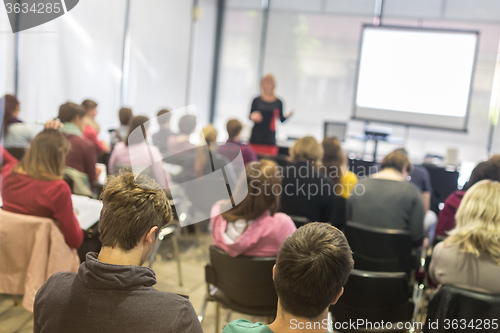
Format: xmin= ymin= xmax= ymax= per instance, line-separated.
xmin=353 ymin=25 xmax=479 ymax=131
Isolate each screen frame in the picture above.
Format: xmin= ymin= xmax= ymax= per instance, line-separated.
xmin=323 ymin=121 xmax=347 ymax=141
xmin=351 ymin=24 xmax=480 ymax=133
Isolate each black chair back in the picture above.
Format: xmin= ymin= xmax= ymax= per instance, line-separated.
xmin=424 ymin=285 xmax=500 ymax=333
xmin=205 ymin=245 xmax=277 ymax=308
xmin=63 ymin=174 xmax=75 ymax=193
xmin=5 ymin=147 xmax=26 ymax=161
xmin=345 ymin=221 xmax=413 ymax=272
xmin=330 ymin=269 xmax=414 ymax=326
xmin=289 ymin=215 xmax=310 ymax=229
xmin=331 ymin=194 xmax=347 ymax=228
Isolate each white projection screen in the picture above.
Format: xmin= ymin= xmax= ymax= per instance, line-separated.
xmin=353 ymin=25 xmax=479 ymax=131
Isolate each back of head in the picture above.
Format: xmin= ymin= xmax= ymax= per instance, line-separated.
xmin=125 ymin=115 xmax=149 ymax=146
xmin=226 ymin=119 xmax=243 ymax=139
xmin=465 ymin=160 xmax=500 ymax=190
xmin=18 ymin=129 xmax=71 ymax=181
xmin=202 ymin=124 xmax=217 ymax=144
xmin=393 ymin=147 xmax=408 ymax=156
xmin=321 ymin=137 xmax=345 ymax=185
xmin=489 ymin=154 xmax=500 ymax=168
xmin=290 ymin=136 xmax=323 ymax=163
xmin=156 ymin=109 xmax=171 ymax=126
xmin=119 ymin=107 xmax=133 ymax=126
xmin=98 ymin=170 xmax=173 ymax=251
xmin=2 ymin=94 xmax=20 ymax=136
xmin=221 ymin=159 xmax=281 ymax=222
xmin=81 ymin=99 xmax=98 ymax=113
xmin=4 ymin=94 xmax=19 ymax=114
xmin=322 ymin=137 xmax=344 ymax=162
xmin=58 ymin=102 xmax=86 ymax=123
xmin=381 ymin=150 xmax=411 ymax=173
xmin=178 ymin=115 xmax=197 ymax=135
xmin=274 ymin=222 xmax=354 ymax=319
xmin=449 ymin=180 xmax=500 ymax=264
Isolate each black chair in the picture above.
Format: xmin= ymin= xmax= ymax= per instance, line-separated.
xmin=289 ymin=215 xmax=310 ymax=229
xmin=330 ymin=269 xmax=414 ymax=332
xmin=344 ymin=221 xmax=414 ymax=273
xmin=200 ymin=245 xmax=277 ymax=332
xmin=331 ymin=194 xmax=347 ymax=228
xmin=62 ymin=174 xmax=75 ymax=193
xmin=424 ymin=285 xmax=500 ymax=333
xmin=5 ymin=147 xmax=26 ymax=161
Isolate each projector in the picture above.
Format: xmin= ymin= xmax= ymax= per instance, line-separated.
xmin=364 ymin=125 xmax=392 ymax=138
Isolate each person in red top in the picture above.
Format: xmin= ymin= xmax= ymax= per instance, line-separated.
xmin=1 ymin=146 xmax=17 ymax=166
xmin=436 ymin=160 xmax=500 ymax=239
xmin=1 ymin=129 xmax=84 ymax=249
xmin=58 ymin=102 xmax=97 ymax=190
xmin=81 ymin=99 xmax=110 ymax=154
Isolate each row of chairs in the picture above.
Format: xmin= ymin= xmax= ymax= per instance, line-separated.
xmin=200 ymin=222 xmax=500 ymax=332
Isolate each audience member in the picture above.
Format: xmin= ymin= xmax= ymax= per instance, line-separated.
xmin=395 ymin=148 xmax=437 ymax=240
xmin=81 ymin=99 xmax=110 ymax=154
xmin=109 ymin=115 xmax=170 ymax=190
xmin=111 ymin=107 xmax=133 ymax=146
xmin=430 ymin=180 xmax=500 ymax=294
xmin=349 ymin=150 xmax=425 ymax=245
xmin=211 ymin=159 xmax=296 ymax=257
xmin=175 ymin=124 xmax=228 ymax=183
xmin=280 ymin=136 xmax=335 ymax=224
xmin=321 ymin=137 xmax=357 ymax=227
xmin=194 ymin=124 xmax=228 ymax=177
xmin=58 ymin=102 xmax=97 ymax=191
xmin=436 ymin=160 xmax=500 ymax=239
xmin=1 ymin=129 xmax=84 ymax=249
xmin=218 ymin=118 xmax=257 ymax=165
xmin=321 ymin=137 xmax=358 ymax=197
xmin=223 ymin=222 xmax=353 ymax=333
xmin=1 ymin=145 xmax=17 ymax=167
xmin=168 ymin=114 xmax=197 ymax=154
xmin=152 ymin=109 xmax=173 ymax=155
xmin=2 ymin=94 xmax=34 ymax=148
xmin=487 ymin=154 xmax=500 ymax=179
xmin=394 ymin=148 xmax=433 ymax=211
xmin=33 ymin=171 xmax=203 ymax=333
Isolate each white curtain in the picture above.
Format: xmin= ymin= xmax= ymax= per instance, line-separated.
xmin=0 ymin=8 xmax=16 ymax=97
xmin=124 ymin=0 xmax=193 ymax=128
xmin=8 ymin=0 xmax=216 ymax=141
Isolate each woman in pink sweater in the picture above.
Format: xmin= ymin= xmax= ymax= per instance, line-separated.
xmin=211 ymin=159 xmax=296 ymax=257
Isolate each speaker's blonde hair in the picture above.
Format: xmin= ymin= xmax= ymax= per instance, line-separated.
xmin=446 ymin=180 xmax=500 ymax=264
xmin=260 ymin=74 xmax=276 ymax=97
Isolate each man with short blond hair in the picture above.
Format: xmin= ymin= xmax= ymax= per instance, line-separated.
xmin=223 ymin=222 xmax=354 ymax=333
xmin=34 ymin=171 xmax=203 ymax=333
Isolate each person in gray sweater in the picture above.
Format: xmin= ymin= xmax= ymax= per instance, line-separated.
xmin=349 ymin=150 xmax=425 ymax=245
xmin=430 ymin=180 xmax=500 ymax=294
xmin=34 ymin=171 xmax=203 ymax=333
